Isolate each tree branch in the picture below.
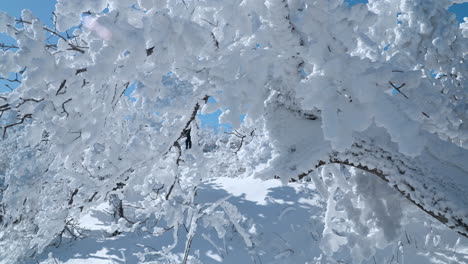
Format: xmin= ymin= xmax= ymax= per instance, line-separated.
xmin=56 ymin=80 xmax=67 ymax=96
xmin=75 ymin=68 xmax=87 ymax=75
xmin=16 ymin=97 xmax=44 ymax=108
xmin=0 ymin=73 xmax=21 ymax=84
xmin=0 ymin=43 xmax=19 ymax=51
xmin=389 ymin=81 xmax=409 ymax=99
xmin=68 ymin=189 xmax=79 ymax=206
xmin=3 ymin=113 xmax=32 ymax=139
xmin=167 ymin=95 xmax=210 ymax=156
xmin=61 ymin=98 xmax=72 ymax=117
xmin=16 ymin=19 xmax=87 ymax=54
xmin=293 ymin=140 xmax=468 ymax=238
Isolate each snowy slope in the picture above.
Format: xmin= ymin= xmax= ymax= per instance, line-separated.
xmin=27 ymin=177 xmax=468 ymax=264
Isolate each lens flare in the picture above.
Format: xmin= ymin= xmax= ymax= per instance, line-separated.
xmin=83 ymin=16 xmax=112 ymax=41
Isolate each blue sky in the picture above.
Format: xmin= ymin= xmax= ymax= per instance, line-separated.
xmin=1 ymin=0 xmax=57 ymax=27
xmin=1 ymin=0 xmax=467 ymax=27
xmin=1 ymin=0 xmax=468 ymax=130
xmin=450 ymin=3 xmax=468 ymax=22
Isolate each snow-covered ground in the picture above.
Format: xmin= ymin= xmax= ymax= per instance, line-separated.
xmin=28 ymin=177 xmax=468 ymax=264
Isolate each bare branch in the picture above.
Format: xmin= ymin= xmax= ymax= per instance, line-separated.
xmin=210 ymin=32 xmax=219 ymax=49
xmin=111 ymin=83 xmax=118 ymax=105
xmin=45 ymin=44 xmax=58 ymax=50
xmin=0 ymin=73 xmax=21 ymax=84
xmin=16 ymin=97 xmax=44 ymax=108
xmin=174 ymin=141 xmax=183 ymax=165
xmin=165 ymin=175 xmax=179 ymax=200
xmin=3 ymin=84 xmax=13 ymax=92
xmin=0 ymin=103 xmax=11 ymax=118
xmin=16 ymin=18 xmax=88 ymax=53
xmin=113 ymin=82 xmax=131 ymax=109
xmin=225 ymin=129 xmax=256 ymax=154
xmin=389 ymin=81 xmax=409 ymax=99
xmin=61 ymin=98 xmax=72 ymax=117
xmin=0 ymin=43 xmax=19 ymax=51
xmin=56 ymin=80 xmax=67 ymax=96
xmin=201 ymin=18 xmax=217 ymax=27
xmin=166 ymin=95 xmax=210 ymax=156
xmin=75 ymin=68 xmax=87 ymax=75
xmin=69 ymin=131 xmax=82 ymax=142
xmin=88 ymin=192 xmax=98 ymax=203
xmin=52 ymin=12 xmax=58 ymax=31
xmin=82 ymin=79 xmax=90 ymax=88
xmin=68 ymin=189 xmax=79 ymax=206
xmin=3 ymin=113 xmax=32 ymax=139
xmin=146 ymin=46 xmax=155 ymax=56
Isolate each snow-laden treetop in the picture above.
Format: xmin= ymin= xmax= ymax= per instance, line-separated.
xmin=0 ymin=0 xmax=467 ymax=263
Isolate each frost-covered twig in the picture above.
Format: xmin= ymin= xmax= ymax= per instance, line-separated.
xmin=0 ymin=73 xmax=21 ymax=84
xmin=225 ymin=129 xmax=255 ymax=154
xmin=16 ymin=97 xmax=44 ymax=108
xmin=16 ymin=18 xmax=88 ymax=53
xmin=388 ymin=81 xmax=409 ymax=99
xmin=0 ymin=43 xmax=18 ymax=51
xmin=56 ymin=80 xmax=67 ymax=96
xmin=61 ymin=98 xmax=72 ymax=117
xmin=294 ymin=139 xmax=468 ymax=239
xmin=75 ymin=68 xmax=87 ymax=75
xmin=2 ymin=113 xmax=32 ymax=139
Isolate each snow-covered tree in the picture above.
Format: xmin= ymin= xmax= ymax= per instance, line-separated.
xmin=0 ymin=0 xmax=467 ymax=263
